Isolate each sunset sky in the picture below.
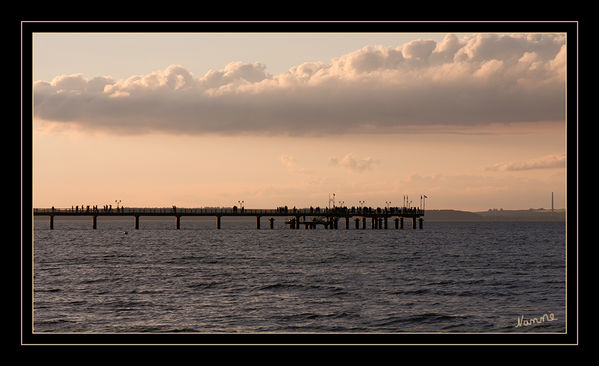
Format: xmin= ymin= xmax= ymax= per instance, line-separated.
xmin=32 ymin=32 xmax=567 ymax=211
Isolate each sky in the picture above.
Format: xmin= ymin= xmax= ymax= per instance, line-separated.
xmin=32 ymin=32 xmax=567 ymax=211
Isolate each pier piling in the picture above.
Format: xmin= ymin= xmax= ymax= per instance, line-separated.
xmin=176 ymin=215 xmax=181 ymax=230
xmin=135 ymin=215 xmax=139 ymax=229
xmin=216 ymin=215 xmax=221 ymax=230
xmin=269 ymin=218 xmax=275 ymax=229
xmin=49 ymin=215 xmax=54 ymax=230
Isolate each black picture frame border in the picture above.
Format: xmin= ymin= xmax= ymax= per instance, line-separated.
xmin=19 ymin=19 xmax=581 ymax=348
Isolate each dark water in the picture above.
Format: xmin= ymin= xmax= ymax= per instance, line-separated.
xmin=32 ymin=217 xmax=566 ymax=333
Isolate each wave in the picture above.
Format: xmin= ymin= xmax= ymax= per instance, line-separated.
xmin=373 ymin=312 xmax=472 ymax=328
xmin=80 ymin=278 xmax=110 ymax=284
xmin=36 ymin=288 xmax=61 ymax=293
xmin=276 ymin=311 xmax=357 ymax=322
xmin=253 ymin=282 xmax=348 ymax=296
xmin=187 ymin=281 xmax=223 ymax=290
xmin=128 ymin=288 xmax=164 ymax=294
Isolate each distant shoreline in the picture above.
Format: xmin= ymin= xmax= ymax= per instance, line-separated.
xmin=424 ymin=209 xmax=566 ymax=222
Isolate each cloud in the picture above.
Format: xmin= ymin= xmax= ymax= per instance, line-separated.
xmin=487 ymin=153 xmax=566 ymax=171
xmin=280 ymin=154 xmax=314 ymax=176
xmin=280 ymin=155 xmax=297 ymax=168
xmin=330 ymin=153 xmax=378 ymax=173
xmin=34 ymin=33 xmax=566 ymax=136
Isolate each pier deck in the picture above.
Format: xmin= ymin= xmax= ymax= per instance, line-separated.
xmin=34 ymin=207 xmax=425 ymax=230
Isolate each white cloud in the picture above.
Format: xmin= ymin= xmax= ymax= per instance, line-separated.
xmin=34 ymin=33 xmax=566 ymax=136
xmin=280 ymin=155 xmax=297 ymax=168
xmin=487 ymin=153 xmax=566 ymax=171
xmin=330 ymin=153 xmax=378 ymax=173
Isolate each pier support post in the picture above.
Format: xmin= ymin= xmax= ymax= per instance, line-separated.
xmin=92 ymin=215 xmax=97 ymax=230
xmin=394 ymin=218 xmax=399 ymax=230
xmin=135 ymin=215 xmax=139 ymax=230
xmin=419 ymin=218 xmax=423 ymax=230
xmin=400 ymin=217 xmax=404 ymax=229
xmin=269 ymin=218 xmax=275 ymax=229
xmin=362 ymin=217 xmax=366 ymax=230
xmin=176 ymin=215 xmax=181 ymax=230
xmin=378 ymin=217 xmax=383 ymax=229
xmin=345 ymin=217 xmax=350 ymax=230
xmin=216 ymin=216 xmax=221 ymax=230
xmin=334 ymin=218 xmax=338 ymax=230
xmin=49 ymin=215 xmax=54 ymax=230
xmin=355 ymin=218 xmax=360 ymax=229
xmin=256 ymin=216 xmax=261 ymax=230
xmin=372 ymin=217 xmax=377 ymax=229
xmin=384 ymin=217 xmax=388 ymax=229
xmin=412 ymin=217 xmax=417 ymax=229
xmin=296 ymin=216 xmax=300 ymax=229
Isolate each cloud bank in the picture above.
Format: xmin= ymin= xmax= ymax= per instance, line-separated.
xmin=34 ymin=33 xmax=566 ymax=135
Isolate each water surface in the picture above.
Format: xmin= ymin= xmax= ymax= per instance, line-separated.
xmin=33 ymin=217 xmax=566 ymax=333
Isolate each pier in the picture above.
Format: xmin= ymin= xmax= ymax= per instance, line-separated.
xmin=33 ymin=206 xmax=425 ymax=230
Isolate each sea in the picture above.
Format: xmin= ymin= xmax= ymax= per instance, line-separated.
xmin=32 ymin=216 xmax=566 ymax=334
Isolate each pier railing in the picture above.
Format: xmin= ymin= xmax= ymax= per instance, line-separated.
xmin=33 ymin=207 xmax=424 ymax=216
